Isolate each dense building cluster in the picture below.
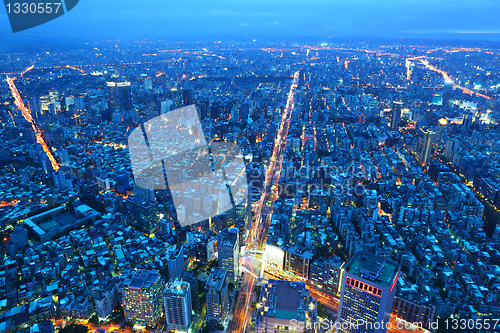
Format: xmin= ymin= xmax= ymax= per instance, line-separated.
xmin=1 ymin=40 xmax=500 ymax=333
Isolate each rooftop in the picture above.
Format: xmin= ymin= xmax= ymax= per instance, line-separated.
xmin=345 ymin=251 xmax=399 ymax=287
xmin=287 ymin=245 xmax=314 ymax=260
xmin=165 ymin=278 xmax=190 ymax=296
xmin=258 ymin=280 xmax=316 ymax=322
xmin=205 ymin=268 xmax=227 ymax=291
xmin=218 ymin=227 xmax=239 ymax=249
xmin=124 ymin=269 xmax=162 ymax=290
xmin=272 ymin=280 xmax=305 ymax=311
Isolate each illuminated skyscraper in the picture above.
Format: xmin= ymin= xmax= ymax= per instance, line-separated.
xmin=336 ymin=252 xmax=400 ymax=333
xmin=389 ymin=101 xmax=403 ymax=131
xmin=285 ymin=245 xmax=314 ymax=279
xmin=432 ymin=93 xmax=443 ymax=106
xmin=40 ymin=91 xmax=60 ymax=114
xmin=434 ymin=119 xmax=449 ymax=153
xmin=235 ymin=194 xmax=251 ymax=248
xmin=417 ymin=127 xmax=435 ymax=166
xmin=309 ymin=256 xmax=345 ymax=294
xmin=121 ymin=269 xmax=165 ymax=326
xmin=125 ymin=195 xmax=160 ymax=235
xmin=218 ymin=227 xmax=239 ymax=284
xmin=164 ymin=278 xmax=192 ymax=332
xmin=205 ymin=268 xmax=229 ymax=329
xmin=170 ymin=88 xmax=184 ymax=109
xmin=107 ymin=82 xmax=132 ymax=113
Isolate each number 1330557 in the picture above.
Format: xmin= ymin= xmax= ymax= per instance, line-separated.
xmin=443 ymin=318 xmax=499 ymax=330
xmin=6 ymin=2 xmax=62 ymax=14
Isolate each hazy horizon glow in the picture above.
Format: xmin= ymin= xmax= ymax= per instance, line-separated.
xmin=1 ymin=0 xmax=500 ymax=41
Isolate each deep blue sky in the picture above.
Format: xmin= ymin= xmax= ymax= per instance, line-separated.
xmin=1 ymin=0 xmax=500 ymax=41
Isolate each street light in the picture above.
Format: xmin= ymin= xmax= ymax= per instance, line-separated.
xmin=309 ymin=302 xmax=315 ymax=311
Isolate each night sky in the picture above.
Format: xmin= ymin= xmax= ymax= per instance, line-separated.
xmin=1 ymin=0 xmax=500 ymax=41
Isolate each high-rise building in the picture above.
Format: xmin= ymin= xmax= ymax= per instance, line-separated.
xmin=58 ymin=149 xmax=70 ymax=167
xmin=121 ymin=269 xmax=165 ymax=326
xmin=255 ymin=279 xmax=317 ymax=333
xmin=95 ymin=283 xmax=120 ymax=320
xmin=163 ymin=278 xmax=192 ymax=332
xmin=161 ymin=100 xmax=174 ymax=114
xmin=30 ymin=96 xmax=40 ymax=118
xmin=285 ymin=245 xmax=314 ymax=279
xmin=492 ymin=225 xmax=500 ymax=244
xmin=240 ymin=103 xmax=250 ymax=122
xmin=432 ymin=93 xmax=443 ymax=106
xmin=211 ymin=212 xmax=229 ymax=234
xmin=336 ymin=251 xmax=400 ymax=333
xmin=65 ymin=96 xmax=75 ymax=110
xmin=417 ymin=127 xmax=435 ymax=166
xmin=170 ymin=88 xmax=183 ymax=109
xmin=235 ymin=194 xmax=251 ymax=248
xmin=40 ymin=91 xmax=60 ymax=114
xmin=205 ymin=268 xmax=229 ymax=329
xmin=107 ymin=82 xmax=132 ymax=113
xmin=115 ymin=171 xmax=130 ymax=194
xmin=52 ymin=166 xmax=73 ymax=191
xmin=444 ymin=138 xmax=460 ymax=161
xmin=125 ymin=195 xmax=160 ymax=235
xmin=74 ymin=96 xmax=85 ymax=111
xmin=180 ymin=270 xmax=199 ymax=312
xmin=182 ymin=89 xmax=193 ymax=106
xmin=434 ymin=119 xmax=449 ymax=153
xmin=144 ymin=79 xmax=153 ymax=91
xmin=217 ymin=227 xmax=239 ymax=284
xmin=51 ymin=127 xmax=65 ymax=147
xmin=167 ymin=245 xmax=185 ymax=279
xmin=389 ymin=101 xmax=403 ymax=131
xmin=391 ymin=296 xmax=436 ymax=330
xmin=309 ymin=256 xmax=345 ymax=294
xmin=462 ymin=114 xmax=473 ymax=130
xmin=134 ymin=185 xmax=155 ymax=202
